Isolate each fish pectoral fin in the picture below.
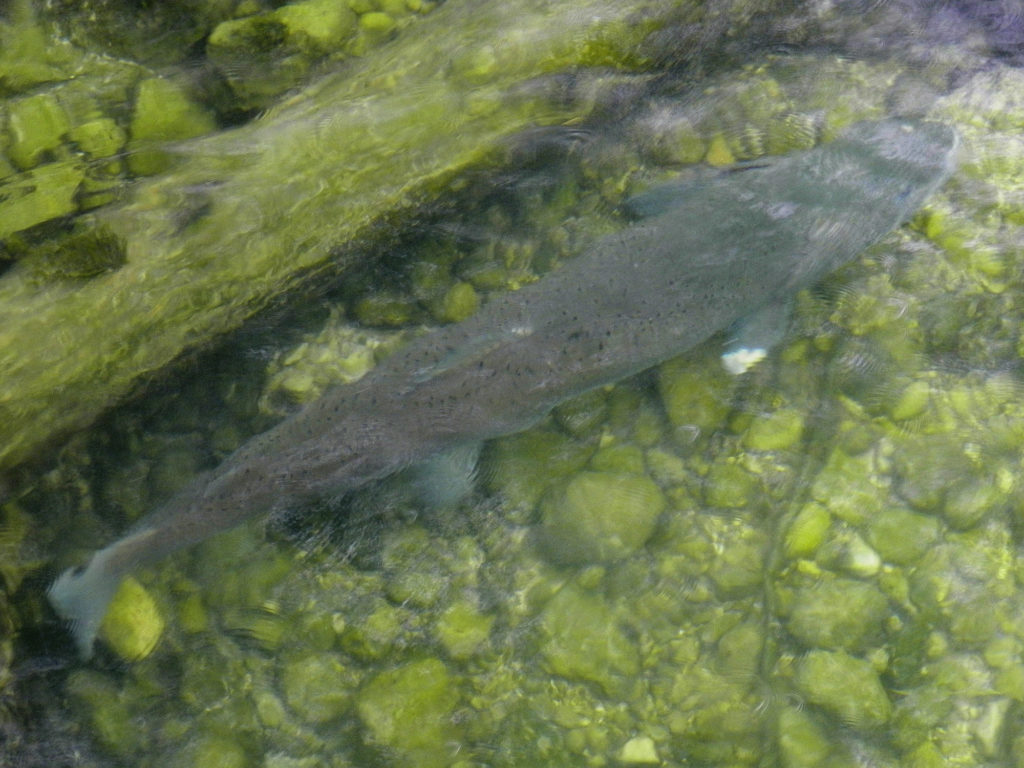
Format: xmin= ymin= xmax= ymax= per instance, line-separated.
xmin=721 ymin=299 xmax=793 ymax=375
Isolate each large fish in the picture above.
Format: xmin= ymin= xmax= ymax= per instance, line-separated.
xmin=49 ymin=118 xmax=958 ymax=657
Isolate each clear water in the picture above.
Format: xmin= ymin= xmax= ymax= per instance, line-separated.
xmin=5 ymin=2 xmax=1024 ymax=767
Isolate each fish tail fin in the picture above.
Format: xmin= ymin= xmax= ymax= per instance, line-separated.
xmin=48 ymin=546 xmax=122 ymax=659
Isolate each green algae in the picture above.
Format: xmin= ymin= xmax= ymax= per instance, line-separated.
xmin=0 ymin=0 xmax=81 ymax=94
xmin=431 ymin=280 xmax=479 ymax=324
xmin=281 ymin=653 xmax=356 ymax=723
xmin=864 ymin=505 xmax=940 ymax=565
xmin=127 ymin=77 xmax=217 ymax=175
xmin=795 ymin=649 xmax=892 ymax=730
xmin=785 ymin=577 xmax=888 ymax=653
xmin=782 ymin=503 xmax=832 ymax=560
xmin=775 ymin=707 xmax=834 ymax=768
xmin=356 ymin=657 xmax=459 ymax=767
xmin=0 ymin=160 xmax=86 ymax=239
xmin=539 ymin=583 xmax=639 ymax=696
xmin=538 ymin=470 xmax=665 ymax=566
xmin=434 ymin=598 xmax=493 ymax=660
xmin=741 ymin=408 xmax=805 ymax=451
xmin=339 ymin=599 xmax=408 ymax=659
xmin=483 ymin=428 xmax=595 ymax=513
xmin=7 ymin=91 xmax=70 ymax=170
xmin=658 ymin=353 xmax=735 ymax=435
xmin=21 ymin=225 xmax=127 ymax=281
xmin=69 ymin=117 xmax=126 ymax=159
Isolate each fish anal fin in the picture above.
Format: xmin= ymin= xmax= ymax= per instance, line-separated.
xmin=407 ymin=441 xmax=482 ymax=509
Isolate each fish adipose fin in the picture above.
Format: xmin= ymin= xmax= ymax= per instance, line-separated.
xmin=721 ymin=299 xmax=793 ymax=375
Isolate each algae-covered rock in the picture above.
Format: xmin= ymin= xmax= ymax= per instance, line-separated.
xmin=66 ymin=669 xmax=142 ymax=756
xmin=658 ymin=355 xmax=733 ymax=435
xmin=339 ymin=600 xmax=407 ymax=660
xmin=538 ymin=470 xmax=665 ymax=566
xmin=716 ymin=621 xmax=764 ymax=677
xmin=0 ymin=161 xmax=85 ymax=239
xmin=281 ymin=653 xmax=356 ymax=723
xmin=618 ymin=735 xmax=659 ymax=764
xmin=206 ymin=14 xmax=304 ymax=110
xmin=775 ymin=706 xmax=833 ymax=768
xmin=782 ymin=503 xmax=832 ymax=559
xmin=636 ymin=110 xmax=706 ymax=165
xmin=887 ymin=379 xmax=932 ymax=421
xmin=645 ymin=446 xmax=688 ymax=486
xmin=434 ymin=599 xmax=493 ymax=660
xmin=484 ymin=429 xmax=595 ymax=512
xmin=741 ymin=408 xmax=804 ymax=452
xmin=589 ymin=443 xmax=646 ymax=475
xmin=816 ymin=530 xmax=882 ymax=579
xmin=795 ymin=649 xmax=892 ymax=729
xmin=203 ymin=0 xmax=362 ymax=113
xmin=0 ymin=2 xmax=80 ymax=93
xmin=170 ymin=733 xmax=248 ymax=768
xmin=539 ymin=584 xmax=638 ymax=694
xmin=432 ymin=280 xmax=479 ymax=324
xmin=221 ymin=604 xmax=288 ymax=652
xmin=864 ymin=505 xmax=940 ymax=565
xmin=381 ymin=525 xmax=447 ymax=607
xmin=98 ymin=575 xmax=164 ymax=661
xmin=706 ymin=522 xmax=766 ymax=598
xmin=128 ymin=77 xmax=217 ymax=175
xmin=808 ymin=446 xmax=888 ymax=526
xmin=704 ymin=459 xmax=756 ymax=509
xmin=943 ymin=476 xmax=1005 ymax=530
xmin=7 ymin=91 xmax=70 ymax=169
xmin=664 ymin=660 xmax=764 ymax=762
xmin=358 ymin=11 xmax=397 ymax=38
xmin=274 ymin=0 xmax=359 ymax=54
xmin=69 ymin=117 xmax=127 ymax=160
xmin=19 ymin=223 xmax=127 ymax=282
xmin=356 ymin=658 xmax=459 ymax=766
xmin=786 ymin=578 xmax=889 ymax=653
xmin=260 ymin=315 xmax=397 ymax=413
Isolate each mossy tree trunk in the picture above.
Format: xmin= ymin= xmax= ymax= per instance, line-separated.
xmin=0 ymin=0 xmax=699 ymax=475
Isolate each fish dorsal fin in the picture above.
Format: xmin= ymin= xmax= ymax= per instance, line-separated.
xmin=411 ymin=324 xmax=533 ymax=383
xmin=624 ymin=163 xmax=773 ymax=220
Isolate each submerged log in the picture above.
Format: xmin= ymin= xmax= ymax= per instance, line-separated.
xmin=0 ymin=0 xmax=689 ymax=473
